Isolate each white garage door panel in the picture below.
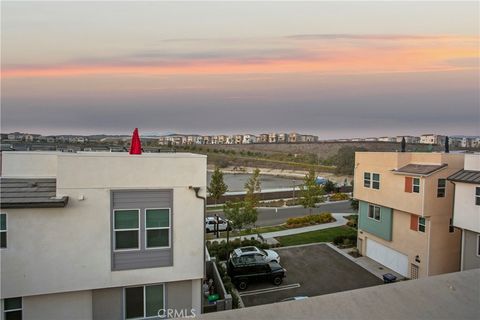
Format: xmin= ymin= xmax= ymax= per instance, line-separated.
xmin=366 ymin=239 xmax=408 ymax=277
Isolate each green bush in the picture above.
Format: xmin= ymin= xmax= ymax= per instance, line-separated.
xmin=329 ymin=193 xmax=350 ymax=201
xmin=286 ymin=212 xmax=333 ymax=227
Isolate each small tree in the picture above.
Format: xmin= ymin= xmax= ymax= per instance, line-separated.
xmin=300 ymin=168 xmax=325 ymax=214
xmin=242 ymin=168 xmax=261 ymax=228
xmin=223 ymin=201 xmax=245 ymax=231
xmin=324 ymin=179 xmax=336 ymax=193
xmin=350 ymin=199 xmax=359 ymax=211
xmin=208 ymin=167 xmax=228 ymax=205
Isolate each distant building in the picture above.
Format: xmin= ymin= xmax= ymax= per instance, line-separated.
xmin=7 ymin=132 xmax=24 ymax=141
xmin=420 ymin=134 xmax=445 ymax=145
xmin=364 ymin=137 xmax=378 ymax=142
xmin=378 ymin=137 xmax=396 ymax=142
xmin=268 ymin=133 xmax=278 ymax=143
xmin=234 ymin=135 xmax=243 ymax=144
xmin=258 ymin=134 xmax=269 ymax=143
xmin=202 ymin=136 xmax=211 ymax=145
xmin=225 ymin=135 xmax=234 ymax=144
xmin=301 ymin=135 xmax=318 ymax=143
xmin=277 ymin=133 xmax=287 ymax=143
xmin=288 ymin=133 xmax=300 ymax=143
xmin=396 ymin=136 xmax=420 ymax=144
xmin=242 ymin=134 xmax=257 ymax=144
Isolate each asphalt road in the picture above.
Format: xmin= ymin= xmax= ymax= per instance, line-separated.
xmin=239 ymin=244 xmax=382 ymax=307
xmin=207 ymin=201 xmax=354 ymax=227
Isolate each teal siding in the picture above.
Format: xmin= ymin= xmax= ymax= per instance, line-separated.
xmin=358 ymin=201 xmax=392 ymax=241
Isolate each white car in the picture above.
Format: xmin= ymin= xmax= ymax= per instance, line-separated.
xmin=230 ymin=246 xmax=280 ymax=264
xmin=205 ymin=217 xmax=231 ymax=233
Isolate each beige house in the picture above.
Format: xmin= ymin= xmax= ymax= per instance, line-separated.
xmin=0 ymin=152 xmax=206 ymax=319
xmin=354 ymin=152 xmax=464 ymax=279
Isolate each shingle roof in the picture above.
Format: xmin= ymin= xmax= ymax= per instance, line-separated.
xmin=393 ymin=163 xmax=447 ymax=176
xmin=448 ymin=170 xmax=480 ymax=184
xmin=0 ymin=178 xmax=68 ymax=208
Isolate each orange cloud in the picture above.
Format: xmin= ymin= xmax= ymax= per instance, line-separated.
xmin=2 ymin=36 xmax=478 ymax=78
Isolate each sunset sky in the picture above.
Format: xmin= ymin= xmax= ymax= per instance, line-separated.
xmin=1 ymin=1 xmax=479 ymax=138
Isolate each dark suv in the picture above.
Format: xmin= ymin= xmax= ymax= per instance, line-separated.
xmin=227 ymin=259 xmax=286 ymax=290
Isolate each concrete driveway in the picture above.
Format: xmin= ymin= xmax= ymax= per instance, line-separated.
xmin=239 ymin=244 xmax=382 ymax=307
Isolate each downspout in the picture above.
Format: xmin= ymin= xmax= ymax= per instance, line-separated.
xmin=189 ymin=186 xmax=206 ymax=314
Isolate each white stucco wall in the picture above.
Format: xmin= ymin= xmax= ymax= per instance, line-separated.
xmin=453 ymin=182 xmax=480 ymax=233
xmin=1 ymin=152 xmax=206 ymax=298
xmin=464 ymin=154 xmax=480 ymax=171
xmin=1 ymin=152 xmax=58 ymax=177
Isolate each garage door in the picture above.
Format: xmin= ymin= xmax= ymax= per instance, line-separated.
xmin=366 ymin=239 xmax=408 ymax=276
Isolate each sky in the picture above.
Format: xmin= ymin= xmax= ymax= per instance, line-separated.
xmin=1 ymin=1 xmax=479 ymax=139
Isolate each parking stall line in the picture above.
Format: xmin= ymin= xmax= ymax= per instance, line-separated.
xmin=239 ymin=283 xmax=301 ymax=297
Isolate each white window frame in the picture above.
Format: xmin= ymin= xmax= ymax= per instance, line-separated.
xmin=364 ymin=172 xmax=371 ymax=188
xmin=0 ymin=212 xmax=7 ymax=249
xmin=476 ymin=187 xmax=480 ymax=206
xmin=413 ymin=178 xmax=420 ymax=193
xmin=113 ymin=209 xmax=141 ymax=252
xmin=124 ymin=284 xmax=165 ymax=320
xmin=144 ymin=208 xmax=171 ymax=250
xmin=368 ymin=204 xmax=381 ymax=222
xmin=418 ymin=216 xmax=426 ymax=233
xmin=3 ymin=297 xmax=22 ymax=319
xmin=437 ymin=179 xmax=446 ymax=198
xmin=477 ymin=235 xmax=480 ymax=257
xmin=372 ymin=173 xmax=380 ymax=190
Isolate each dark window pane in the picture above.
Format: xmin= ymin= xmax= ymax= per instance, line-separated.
xmin=146 ymin=285 xmax=164 ymax=317
xmin=477 ymin=236 xmax=480 ymax=255
xmin=372 ymin=173 xmax=380 ymax=181
xmin=364 ymin=172 xmax=370 ymax=179
xmin=437 ymin=189 xmax=445 ymax=198
xmin=438 ymin=179 xmax=446 ymax=187
xmin=368 ymin=205 xmax=373 ymax=218
xmin=4 ymin=297 xmax=22 ymax=310
xmin=419 ymin=225 xmax=425 ymax=232
xmin=374 ymin=207 xmax=381 ymax=220
xmin=5 ymin=311 xmax=22 ymax=320
xmin=1 ymin=231 xmax=6 ymax=248
xmin=147 ymin=229 xmax=169 ymax=248
xmin=125 ymin=287 xmax=144 ymax=319
xmin=115 ymin=231 xmax=138 ymax=250
xmin=372 ymin=181 xmax=380 ymax=189
xmin=476 ymin=196 xmax=480 ymax=206
xmin=146 ymin=209 xmax=169 ymax=228
xmin=476 ymin=187 xmax=480 ymax=196
xmin=0 ymin=214 xmax=6 ymax=231
xmin=413 ymin=186 xmax=420 ymax=193
xmin=114 ymin=210 xmax=138 ymax=230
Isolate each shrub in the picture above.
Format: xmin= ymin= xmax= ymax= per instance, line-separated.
xmin=329 ymin=193 xmax=350 ymax=201
xmin=285 ymin=212 xmax=333 ymax=228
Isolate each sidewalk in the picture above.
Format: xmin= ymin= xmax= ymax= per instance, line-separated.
xmin=211 ymin=213 xmax=350 ymax=242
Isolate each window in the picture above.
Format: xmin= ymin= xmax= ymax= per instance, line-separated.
xmin=368 ymin=204 xmax=381 ymax=221
xmin=1 ymin=213 xmax=6 ymax=248
xmin=477 ymin=235 xmax=480 ymax=256
xmin=372 ymin=173 xmax=380 ymax=189
xmin=413 ymin=178 xmax=420 ymax=193
xmin=125 ymin=284 xmax=164 ymax=319
xmin=476 ymin=187 xmax=480 ymax=206
xmin=4 ymin=297 xmax=22 ymax=320
xmin=364 ymin=172 xmax=371 ymax=188
xmin=449 ymin=218 xmax=454 ymax=233
xmin=114 ymin=209 xmax=140 ymax=250
xmin=437 ymin=179 xmax=446 ymax=198
xmin=418 ymin=217 xmax=426 ymax=233
xmin=145 ymin=209 xmax=170 ymax=249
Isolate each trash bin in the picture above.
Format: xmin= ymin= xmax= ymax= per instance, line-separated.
xmin=383 ymin=273 xmax=397 ymax=283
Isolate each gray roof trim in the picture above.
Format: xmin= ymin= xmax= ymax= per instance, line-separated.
xmin=0 ymin=178 xmax=69 ymax=208
xmin=448 ymin=170 xmax=480 ymax=184
xmin=392 ymin=163 xmax=448 ymax=176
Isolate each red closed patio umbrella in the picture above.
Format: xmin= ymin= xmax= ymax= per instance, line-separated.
xmin=129 ymin=128 xmax=142 ymax=155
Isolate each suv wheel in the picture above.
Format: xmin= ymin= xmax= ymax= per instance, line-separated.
xmin=273 ymin=276 xmax=283 ymax=286
xmin=237 ymin=280 xmax=248 ymax=290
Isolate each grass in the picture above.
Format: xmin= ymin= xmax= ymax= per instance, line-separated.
xmin=276 ymin=226 xmax=357 ymax=247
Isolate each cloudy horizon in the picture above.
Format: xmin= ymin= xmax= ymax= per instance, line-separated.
xmin=2 ymin=1 xmax=479 ymax=139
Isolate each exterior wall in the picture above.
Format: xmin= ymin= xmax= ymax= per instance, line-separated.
xmin=462 ymin=230 xmax=480 ymax=270
xmin=358 ymin=201 xmax=392 ymax=241
xmin=452 ymin=182 xmax=480 ymax=233
xmin=1 ymin=152 xmax=206 ymax=300
xmin=1 ymin=152 xmax=58 ymax=177
xmin=358 ymin=209 xmax=429 ymax=278
xmin=22 ymin=290 xmax=92 ymax=320
xmin=428 ymin=214 xmax=461 ymax=275
xmin=92 ymin=287 xmax=123 ymax=320
xmin=464 ymin=154 xmax=480 ymax=170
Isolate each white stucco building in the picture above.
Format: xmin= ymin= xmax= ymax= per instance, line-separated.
xmin=448 ymin=153 xmax=480 ymax=271
xmin=0 ymin=151 xmax=206 ymax=320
